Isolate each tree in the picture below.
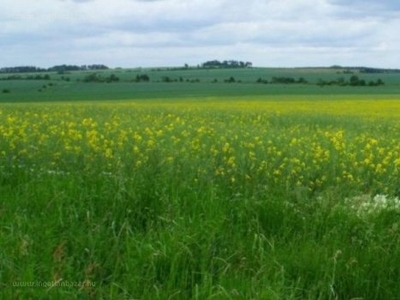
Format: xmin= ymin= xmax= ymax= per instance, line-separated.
xmin=83 ymin=73 xmax=100 ymax=82
xmin=201 ymin=60 xmax=253 ymax=69
xmin=106 ymin=74 xmax=119 ymax=83
xmin=135 ymin=74 xmax=150 ymax=82
xmin=297 ymin=77 xmax=308 ymax=84
xmin=224 ymin=76 xmax=236 ymax=83
xmin=162 ymin=76 xmax=173 ymax=83
xmin=349 ymin=75 xmax=360 ymax=86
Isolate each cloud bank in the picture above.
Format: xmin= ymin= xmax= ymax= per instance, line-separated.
xmin=1 ymin=0 xmax=399 ymax=68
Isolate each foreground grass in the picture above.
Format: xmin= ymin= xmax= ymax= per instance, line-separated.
xmin=1 ymin=98 xmax=400 ymax=299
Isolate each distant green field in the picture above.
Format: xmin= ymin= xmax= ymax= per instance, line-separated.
xmin=1 ymin=67 xmax=399 ymax=102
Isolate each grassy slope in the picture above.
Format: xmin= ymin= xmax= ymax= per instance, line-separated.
xmin=1 ymin=102 xmax=400 ymax=299
xmin=0 ymin=67 xmax=399 ymax=102
xmin=1 ymin=68 xmax=400 ymax=299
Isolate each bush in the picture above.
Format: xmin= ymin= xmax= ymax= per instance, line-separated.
xmin=106 ymin=74 xmax=119 ymax=83
xmin=2 ymin=88 xmax=10 ymax=93
xmin=256 ymin=78 xmax=268 ymax=84
xmin=224 ymin=77 xmax=236 ymax=83
xmin=83 ymin=73 xmax=119 ymax=83
xmin=26 ymin=74 xmax=51 ymax=80
xmin=317 ymin=76 xmax=384 ymax=87
xmin=134 ymin=74 xmax=150 ymax=82
xmin=162 ymin=76 xmax=173 ymax=83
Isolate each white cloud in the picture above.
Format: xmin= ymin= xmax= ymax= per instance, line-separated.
xmin=1 ymin=0 xmax=400 ymax=68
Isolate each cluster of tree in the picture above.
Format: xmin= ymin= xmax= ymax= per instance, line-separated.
xmin=50 ymin=64 xmax=109 ymax=74
xmin=161 ymin=76 xmax=176 ymax=83
xmin=330 ymin=65 xmax=400 ymax=74
xmin=151 ymin=65 xmax=192 ymax=71
xmin=201 ymin=60 xmax=252 ymax=69
xmin=0 ymin=66 xmax=46 ymax=73
xmin=49 ymin=65 xmax=83 ymax=72
xmin=83 ymin=64 xmax=109 ymax=70
xmin=82 ymin=73 xmax=119 ymax=83
xmin=224 ymin=77 xmax=238 ymax=83
xmin=256 ymin=77 xmax=308 ymax=84
xmin=133 ymin=74 xmax=150 ymax=82
xmin=317 ymin=76 xmax=384 ymax=87
xmin=359 ymin=67 xmax=400 ymax=74
xmin=0 ymin=75 xmax=23 ymax=80
xmin=336 ymin=69 xmax=354 ymax=74
xmin=37 ymin=82 xmax=57 ymax=93
xmin=60 ymin=76 xmax=71 ymax=82
xmin=158 ymin=76 xmax=201 ymax=83
xmin=0 ymin=64 xmax=109 ymax=74
xmin=27 ymin=74 xmax=51 ymax=80
xmin=0 ymin=74 xmax=51 ymax=80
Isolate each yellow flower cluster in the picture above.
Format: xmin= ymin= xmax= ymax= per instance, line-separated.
xmin=0 ymin=99 xmax=399 ymax=194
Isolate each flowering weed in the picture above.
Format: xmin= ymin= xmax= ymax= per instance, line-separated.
xmin=1 ymin=98 xmax=400 ymax=299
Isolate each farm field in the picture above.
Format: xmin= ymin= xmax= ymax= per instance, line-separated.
xmin=1 ymin=97 xmax=400 ymax=299
xmin=1 ymin=67 xmax=400 ymax=102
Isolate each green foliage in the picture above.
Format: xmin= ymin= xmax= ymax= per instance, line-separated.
xmin=0 ymin=74 xmax=51 ymax=80
xmin=28 ymin=74 xmax=51 ymax=80
xmin=256 ymin=77 xmax=269 ymax=84
xmin=224 ymin=76 xmax=236 ymax=83
xmin=0 ymin=64 xmax=109 ymax=74
xmin=0 ymin=66 xmax=46 ymax=73
xmin=134 ymin=74 xmax=150 ymax=82
xmin=162 ymin=76 xmax=174 ymax=83
xmin=257 ymin=77 xmax=308 ymax=84
xmin=83 ymin=73 xmax=119 ymax=83
xmin=201 ymin=60 xmax=252 ymax=68
xmin=1 ymin=67 xmax=400 ymax=103
xmin=61 ymin=76 xmax=71 ymax=82
xmin=317 ymin=75 xmax=384 ymax=87
xmin=1 ymin=101 xmax=399 ymax=298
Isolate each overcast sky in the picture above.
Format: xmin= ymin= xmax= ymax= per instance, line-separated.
xmin=1 ymin=0 xmax=399 ymax=68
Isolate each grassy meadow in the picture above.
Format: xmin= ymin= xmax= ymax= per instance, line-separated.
xmin=1 ymin=96 xmax=400 ymax=299
xmin=1 ymin=67 xmax=400 ymax=102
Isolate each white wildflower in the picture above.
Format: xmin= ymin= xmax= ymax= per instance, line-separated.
xmin=345 ymin=194 xmax=400 ymax=218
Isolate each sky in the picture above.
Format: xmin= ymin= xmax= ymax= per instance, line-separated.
xmin=1 ymin=0 xmax=399 ymax=68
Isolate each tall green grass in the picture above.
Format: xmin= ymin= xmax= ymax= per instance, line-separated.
xmin=1 ymin=100 xmax=400 ymax=299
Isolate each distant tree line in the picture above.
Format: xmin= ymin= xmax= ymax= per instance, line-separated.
xmin=330 ymin=65 xmax=400 ymax=74
xmin=224 ymin=77 xmax=238 ymax=83
xmin=0 ymin=66 xmax=46 ymax=73
xmin=82 ymin=73 xmax=119 ymax=83
xmin=50 ymin=64 xmax=109 ymax=73
xmin=0 ymin=64 xmax=109 ymax=74
xmin=359 ymin=67 xmax=398 ymax=74
xmin=133 ymin=74 xmax=150 ymax=82
xmin=159 ymin=76 xmax=200 ymax=83
xmin=161 ymin=76 xmax=175 ymax=83
xmin=317 ymin=75 xmax=384 ymax=87
xmin=201 ymin=60 xmax=252 ymax=69
xmin=256 ymin=77 xmax=308 ymax=84
xmin=0 ymin=74 xmax=51 ymax=80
